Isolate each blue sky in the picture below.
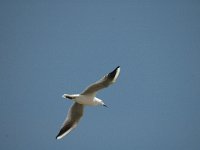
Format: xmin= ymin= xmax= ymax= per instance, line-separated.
xmin=0 ymin=1 xmax=200 ymax=150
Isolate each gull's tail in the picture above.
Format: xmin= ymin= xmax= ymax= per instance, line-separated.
xmin=62 ymin=94 xmax=77 ymax=99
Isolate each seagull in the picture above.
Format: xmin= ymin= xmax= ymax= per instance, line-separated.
xmin=56 ymin=66 xmax=121 ymax=139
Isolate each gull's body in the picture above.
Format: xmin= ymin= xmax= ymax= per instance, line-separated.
xmin=56 ymin=66 xmax=120 ymax=139
xmin=62 ymin=94 xmax=103 ymax=106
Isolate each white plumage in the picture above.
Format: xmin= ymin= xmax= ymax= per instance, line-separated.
xmin=56 ymin=66 xmax=120 ymax=139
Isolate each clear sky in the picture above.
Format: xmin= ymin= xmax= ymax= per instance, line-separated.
xmin=1 ymin=0 xmax=200 ymax=150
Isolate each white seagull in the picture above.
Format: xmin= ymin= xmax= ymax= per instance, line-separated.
xmin=56 ymin=66 xmax=121 ymax=139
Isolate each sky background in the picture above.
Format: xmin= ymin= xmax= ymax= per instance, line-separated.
xmin=1 ymin=0 xmax=200 ymax=150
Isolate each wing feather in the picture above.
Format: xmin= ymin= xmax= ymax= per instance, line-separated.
xmin=56 ymin=102 xmax=84 ymax=139
xmin=81 ymin=66 xmax=120 ymax=95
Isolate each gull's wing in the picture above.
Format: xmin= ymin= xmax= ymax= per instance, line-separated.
xmin=56 ymin=102 xmax=84 ymax=139
xmin=81 ymin=66 xmax=120 ymax=95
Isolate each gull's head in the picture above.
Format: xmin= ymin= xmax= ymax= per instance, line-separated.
xmin=94 ymin=98 xmax=108 ymax=107
xmin=99 ymin=100 xmax=108 ymax=108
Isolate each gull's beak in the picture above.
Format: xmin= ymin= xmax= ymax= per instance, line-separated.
xmin=103 ymin=104 xmax=108 ymax=108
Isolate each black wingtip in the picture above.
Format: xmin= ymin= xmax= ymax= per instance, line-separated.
xmin=116 ymin=66 xmax=120 ymax=69
xmin=108 ymin=66 xmax=120 ymax=79
xmin=55 ymin=133 xmax=60 ymax=140
xmin=114 ymin=66 xmax=120 ymax=73
xmin=113 ymin=66 xmax=120 ymax=72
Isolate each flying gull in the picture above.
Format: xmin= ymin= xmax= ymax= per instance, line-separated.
xmin=56 ymin=66 xmax=121 ymax=139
